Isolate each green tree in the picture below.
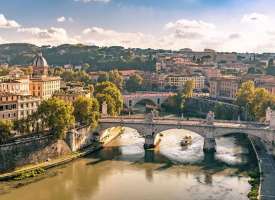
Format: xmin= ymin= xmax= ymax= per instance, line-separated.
xmin=37 ymin=98 xmax=75 ymax=139
xmin=236 ymin=81 xmax=255 ymax=107
xmin=251 ymin=88 xmax=273 ymax=120
xmin=109 ymin=69 xmax=124 ymax=90
xmin=182 ymin=80 xmax=195 ymax=99
xmin=214 ymin=103 xmax=237 ymax=120
xmin=125 ymin=74 xmax=143 ymax=92
xmin=236 ymin=81 xmax=275 ymax=121
xmin=0 ymin=119 xmax=14 ymax=143
xmin=268 ymin=58 xmax=274 ymax=68
xmin=95 ymin=81 xmax=123 ymax=116
xmin=73 ymin=96 xmax=100 ymax=127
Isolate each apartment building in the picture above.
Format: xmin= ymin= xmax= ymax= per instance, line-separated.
xmin=30 ymin=76 xmax=61 ymax=100
xmin=167 ymin=75 xmax=206 ymax=90
xmin=0 ymin=78 xmax=30 ymax=95
xmin=209 ymin=76 xmax=241 ymax=101
xmin=17 ymin=95 xmax=41 ymax=120
xmin=0 ymin=92 xmax=18 ymax=120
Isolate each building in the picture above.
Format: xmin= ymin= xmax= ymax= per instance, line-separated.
xmin=32 ymin=53 xmax=49 ymax=77
xmin=0 ymin=92 xmax=41 ymax=120
xmin=244 ymin=75 xmax=275 ymax=96
xmin=0 ymin=92 xmax=18 ymax=120
xmin=0 ymin=77 xmax=30 ymax=95
xmin=216 ymin=53 xmax=238 ymax=64
xmin=17 ymin=95 xmax=41 ymax=119
xmin=156 ymin=53 xmax=196 ymax=73
xmin=8 ymin=68 xmax=25 ymax=78
xmin=209 ymin=76 xmax=241 ymax=101
xmin=167 ymin=75 xmax=206 ymax=90
xmin=54 ymin=88 xmax=91 ymax=103
xmin=30 ymin=53 xmax=61 ymax=100
xmin=30 ymin=76 xmax=61 ymax=100
xmin=119 ymin=70 xmax=141 ymax=80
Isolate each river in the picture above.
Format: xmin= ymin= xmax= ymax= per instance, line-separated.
xmin=0 ymin=128 xmax=256 ymax=200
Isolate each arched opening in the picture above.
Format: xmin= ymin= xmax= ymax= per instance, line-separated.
xmin=154 ymin=129 xmax=205 ymax=163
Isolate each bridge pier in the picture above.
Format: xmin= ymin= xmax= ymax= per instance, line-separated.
xmin=144 ymin=134 xmax=155 ymax=149
xmin=203 ymin=138 xmax=216 ymax=153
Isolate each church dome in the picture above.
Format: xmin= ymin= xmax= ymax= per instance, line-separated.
xmin=33 ymin=52 xmax=48 ymax=68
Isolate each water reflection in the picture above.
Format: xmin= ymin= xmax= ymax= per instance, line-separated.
xmin=0 ymin=128 xmax=255 ymax=200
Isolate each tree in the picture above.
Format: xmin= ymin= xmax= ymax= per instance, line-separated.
xmin=109 ymin=69 xmax=124 ymax=90
xmin=251 ymin=88 xmax=273 ymax=120
xmin=37 ymin=98 xmax=75 ymax=139
xmin=236 ymin=81 xmax=255 ymax=107
xmin=182 ymin=80 xmax=195 ymax=99
xmin=266 ymin=66 xmax=275 ymax=76
xmin=95 ymin=81 xmax=123 ymax=116
xmin=236 ymin=81 xmax=275 ymax=121
xmin=125 ymin=74 xmax=143 ymax=92
xmin=0 ymin=120 xmax=13 ymax=143
xmin=268 ymin=58 xmax=274 ymax=68
xmin=73 ymin=96 xmax=100 ymax=128
xmin=214 ymin=103 xmax=237 ymax=120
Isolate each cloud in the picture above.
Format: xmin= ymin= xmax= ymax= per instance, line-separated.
xmin=164 ymin=19 xmax=216 ymax=40
xmin=57 ymin=16 xmax=66 ymax=23
xmin=74 ymin=0 xmax=111 ymax=3
xmin=0 ymin=14 xmax=20 ymax=28
xmin=4 ymin=12 xmax=275 ymax=52
xmin=17 ymin=27 xmax=78 ymax=45
xmin=57 ymin=16 xmax=74 ymax=23
xmin=241 ymin=13 xmax=269 ymax=24
xmin=82 ymin=27 xmax=156 ymax=48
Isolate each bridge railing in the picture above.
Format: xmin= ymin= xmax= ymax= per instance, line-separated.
xmin=100 ymin=116 xmax=267 ymax=126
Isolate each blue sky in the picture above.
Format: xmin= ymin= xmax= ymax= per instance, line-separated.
xmin=1 ymin=0 xmax=275 ymax=52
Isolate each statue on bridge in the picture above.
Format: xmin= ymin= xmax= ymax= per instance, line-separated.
xmin=102 ymin=101 xmax=108 ymax=116
xmin=206 ymin=111 xmax=215 ymax=125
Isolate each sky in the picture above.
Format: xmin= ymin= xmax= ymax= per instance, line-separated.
xmin=1 ymin=0 xmax=275 ymax=52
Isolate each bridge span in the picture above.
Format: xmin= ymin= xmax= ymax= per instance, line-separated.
xmin=98 ymin=116 xmax=275 ymax=152
xmin=123 ymin=92 xmax=175 ymax=109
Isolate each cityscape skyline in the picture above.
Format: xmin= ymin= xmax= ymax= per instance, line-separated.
xmin=1 ymin=0 xmax=275 ymax=52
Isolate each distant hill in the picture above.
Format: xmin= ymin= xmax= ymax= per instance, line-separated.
xmin=0 ymin=43 xmax=167 ymax=71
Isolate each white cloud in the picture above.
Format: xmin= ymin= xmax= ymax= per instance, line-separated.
xmin=4 ymin=12 xmax=275 ymax=52
xmin=57 ymin=16 xmax=66 ymax=23
xmin=0 ymin=14 xmax=20 ymax=28
xmin=57 ymin=16 xmax=74 ymax=23
xmin=241 ymin=13 xmax=269 ymax=24
xmin=82 ymin=27 xmax=156 ymax=48
xmin=74 ymin=0 xmax=111 ymax=3
xmin=17 ymin=27 xmax=79 ymax=45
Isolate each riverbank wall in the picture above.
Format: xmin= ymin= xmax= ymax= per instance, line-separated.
xmin=0 ymin=136 xmax=71 ymax=173
xmin=0 ymin=125 xmax=97 ymax=173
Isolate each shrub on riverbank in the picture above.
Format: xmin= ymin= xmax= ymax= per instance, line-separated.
xmin=13 ymin=168 xmax=45 ymax=181
xmin=247 ymin=168 xmax=260 ymax=200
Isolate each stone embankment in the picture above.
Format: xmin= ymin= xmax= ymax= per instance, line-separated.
xmin=0 ymin=126 xmax=124 ymax=179
xmin=249 ymin=136 xmax=275 ymax=200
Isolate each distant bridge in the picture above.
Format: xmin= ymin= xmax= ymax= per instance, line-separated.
xmin=98 ymin=116 xmax=275 ymax=152
xmin=123 ymin=92 xmax=176 ymax=109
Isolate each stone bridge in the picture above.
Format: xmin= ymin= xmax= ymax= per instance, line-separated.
xmin=98 ymin=116 xmax=275 ymax=153
xmin=123 ymin=92 xmax=175 ymax=109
